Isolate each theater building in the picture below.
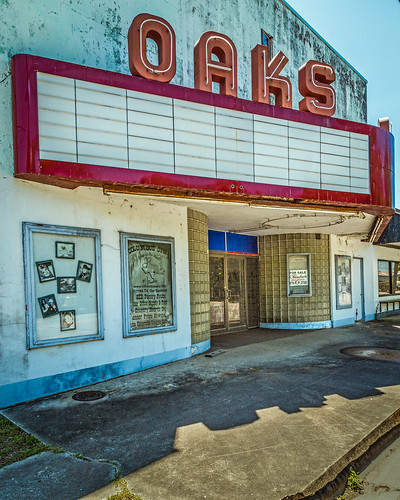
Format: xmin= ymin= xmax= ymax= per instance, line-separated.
xmin=0 ymin=0 xmax=397 ymax=407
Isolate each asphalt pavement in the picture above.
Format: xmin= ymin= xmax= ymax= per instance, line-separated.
xmin=1 ymin=319 xmax=400 ymax=500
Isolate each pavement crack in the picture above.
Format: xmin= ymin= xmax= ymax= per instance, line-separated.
xmin=366 ymin=481 xmax=400 ymax=493
xmin=209 ymin=438 xmax=321 ymax=458
xmin=62 ymin=450 xmax=122 ymax=479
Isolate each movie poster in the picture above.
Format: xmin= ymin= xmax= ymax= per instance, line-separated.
xmin=128 ymin=240 xmax=174 ymax=331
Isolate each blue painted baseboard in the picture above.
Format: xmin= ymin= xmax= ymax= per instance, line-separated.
xmin=260 ymin=320 xmax=332 ymax=330
xmin=331 ymin=317 xmax=355 ymax=328
xmin=0 ymin=344 xmax=201 ymax=409
xmin=191 ymin=339 xmax=210 ymax=355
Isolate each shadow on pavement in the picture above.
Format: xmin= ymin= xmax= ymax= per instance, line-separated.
xmin=4 ymin=322 xmax=400 ymax=480
xmin=211 ymin=327 xmax=307 ymax=349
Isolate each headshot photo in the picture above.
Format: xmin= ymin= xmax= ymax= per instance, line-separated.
xmin=38 ymin=294 xmax=59 ymax=318
xmin=57 ymin=277 xmax=77 ymax=294
xmin=60 ymin=310 xmax=76 ymax=331
xmin=36 ymin=260 xmax=56 ymax=283
xmin=55 ymin=241 xmax=75 ymax=259
xmin=76 ymin=261 xmax=93 ymax=283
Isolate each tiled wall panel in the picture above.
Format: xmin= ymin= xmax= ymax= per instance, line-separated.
xmin=259 ymin=233 xmax=331 ymax=324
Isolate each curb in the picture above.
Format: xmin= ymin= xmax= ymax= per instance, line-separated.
xmin=283 ymin=407 xmax=400 ymax=499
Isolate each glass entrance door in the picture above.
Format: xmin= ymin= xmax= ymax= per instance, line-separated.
xmin=227 ymin=256 xmax=246 ymax=330
xmin=210 ymin=254 xmax=258 ymax=332
xmin=210 ymin=256 xmax=225 ymax=330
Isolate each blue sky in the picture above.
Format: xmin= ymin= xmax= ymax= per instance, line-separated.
xmin=286 ymin=0 xmax=400 ymax=207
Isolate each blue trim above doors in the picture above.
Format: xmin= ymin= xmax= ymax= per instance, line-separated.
xmin=208 ymin=230 xmax=225 ymax=252
xmin=209 ymin=231 xmax=258 ymax=254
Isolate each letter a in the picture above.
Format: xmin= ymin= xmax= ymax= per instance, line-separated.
xmin=298 ymin=60 xmax=336 ymax=117
xmin=194 ymin=31 xmax=237 ymax=97
xmin=251 ymin=44 xmax=292 ymax=108
xmin=128 ymin=13 xmax=176 ymax=83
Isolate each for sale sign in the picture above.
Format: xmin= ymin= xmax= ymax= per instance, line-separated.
xmin=289 ymin=269 xmax=308 ymax=286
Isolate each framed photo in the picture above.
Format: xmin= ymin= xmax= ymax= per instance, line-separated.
xmin=60 ymin=310 xmax=76 ymax=331
xmin=76 ymin=261 xmax=93 ymax=282
xmin=336 ymin=255 xmax=352 ymax=309
xmin=55 ymin=241 xmax=75 ymax=259
xmin=57 ymin=277 xmax=77 ymax=294
xmin=38 ymin=294 xmax=59 ymax=318
xmin=36 ymin=260 xmax=56 ymax=283
xmin=23 ymin=222 xmax=103 ymax=348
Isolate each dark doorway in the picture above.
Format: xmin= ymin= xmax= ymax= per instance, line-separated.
xmin=209 ymin=253 xmax=259 ymax=333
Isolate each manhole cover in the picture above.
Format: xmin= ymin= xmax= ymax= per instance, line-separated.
xmin=72 ymin=390 xmax=106 ymax=401
xmin=340 ymin=346 xmax=400 ymax=362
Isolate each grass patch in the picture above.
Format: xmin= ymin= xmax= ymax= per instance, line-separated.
xmin=0 ymin=415 xmax=63 ymax=468
xmin=335 ymin=467 xmax=364 ymax=499
xmin=108 ymin=479 xmax=143 ymax=500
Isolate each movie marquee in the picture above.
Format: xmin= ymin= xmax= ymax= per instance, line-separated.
xmin=13 ymin=13 xmax=394 ymax=349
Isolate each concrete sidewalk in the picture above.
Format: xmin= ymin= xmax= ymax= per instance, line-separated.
xmin=1 ymin=319 xmax=400 ymax=500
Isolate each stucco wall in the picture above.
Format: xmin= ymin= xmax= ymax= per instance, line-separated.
xmin=0 ymin=0 xmax=368 ymax=404
xmin=330 ymin=235 xmax=400 ymax=326
xmin=0 ymin=0 xmax=367 ymax=181
xmin=0 ymin=180 xmax=191 ymax=389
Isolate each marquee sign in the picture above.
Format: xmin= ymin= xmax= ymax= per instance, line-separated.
xmin=11 ymin=46 xmax=394 ymax=214
xmin=128 ymin=13 xmax=336 ymax=117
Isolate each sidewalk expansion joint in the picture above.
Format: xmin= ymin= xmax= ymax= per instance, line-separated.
xmin=63 ymin=450 xmax=122 ymax=479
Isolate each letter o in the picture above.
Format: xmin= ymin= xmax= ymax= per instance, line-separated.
xmin=128 ymin=13 xmax=176 ymax=83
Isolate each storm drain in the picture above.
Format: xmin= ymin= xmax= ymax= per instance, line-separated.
xmin=340 ymin=346 xmax=400 ymax=363
xmin=72 ymin=390 xmax=106 ymax=401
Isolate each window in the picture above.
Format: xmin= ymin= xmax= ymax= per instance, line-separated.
xmin=335 ymin=255 xmax=352 ymax=309
xmin=23 ymin=222 xmax=103 ymax=348
xmin=120 ymin=233 xmax=177 ymax=337
xmin=287 ymin=254 xmax=311 ymax=297
xmin=378 ymin=260 xmax=400 ymax=296
xmin=261 ymin=30 xmax=273 ymax=60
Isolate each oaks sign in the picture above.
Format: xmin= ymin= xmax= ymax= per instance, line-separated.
xmin=128 ymin=13 xmax=336 ymax=117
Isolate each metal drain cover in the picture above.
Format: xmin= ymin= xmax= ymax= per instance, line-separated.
xmin=340 ymin=346 xmax=400 ymax=362
xmin=72 ymin=390 xmax=106 ymax=401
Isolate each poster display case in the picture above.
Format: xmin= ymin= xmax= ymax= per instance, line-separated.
xmin=335 ymin=255 xmax=352 ymax=309
xmin=23 ymin=222 xmax=103 ymax=348
xmin=120 ymin=233 xmax=177 ymax=337
xmin=287 ymin=253 xmax=312 ymax=297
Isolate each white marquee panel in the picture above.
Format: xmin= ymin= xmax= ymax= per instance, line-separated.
xmin=37 ymin=72 xmax=371 ymax=194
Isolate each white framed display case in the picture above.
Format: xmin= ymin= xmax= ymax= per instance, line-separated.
xmin=23 ymin=222 xmax=103 ymax=348
xmin=335 ymin=255 xmax=352 ymax=309
xmin=120 ymin=233 xmax=177 ymax=337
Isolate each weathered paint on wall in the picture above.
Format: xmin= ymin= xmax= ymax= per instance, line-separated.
xmin=0 ymin=0 xmax=367 ymax=178
xmin=0 ymin=179 xmax=192 ymax=388
xmin=0 ymin=0 xmax=370 ymax=404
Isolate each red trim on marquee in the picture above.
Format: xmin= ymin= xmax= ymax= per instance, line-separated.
xmin=38 ymin=159 xmax=374 ymax=205
xmin=12 ymin=54 xmax=395 ymax=210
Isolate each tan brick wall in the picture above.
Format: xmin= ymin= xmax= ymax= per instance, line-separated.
xmin=259 ymin=234 xmax=330 ymax=324
xmin=187 ymin=209 xmax=210 ymax=344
